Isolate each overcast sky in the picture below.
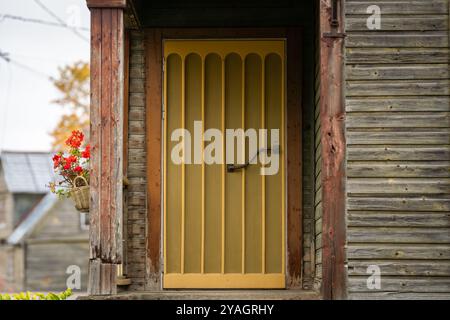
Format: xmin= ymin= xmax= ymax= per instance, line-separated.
xmin=0 ymin=0 xmax=90 ymax=152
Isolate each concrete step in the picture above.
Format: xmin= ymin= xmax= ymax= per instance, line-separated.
xmin=77 ymin=290 xmax=321 ymax=300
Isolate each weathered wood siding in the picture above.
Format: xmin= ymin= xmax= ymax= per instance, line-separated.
xmin=25 ymin=199 xmax=89 ymax=291
xmin=30 ymin=199 xmax=89 ymax=240
xmin=302 ymin=5 xmax=318 ymax=289
xmin=0 ymin=246 xmax=24 ymax=292
xmin=0 ymin=165 xmax=13 ymax=240
xmin=26 ymin=242 xmax=88 ymax=291
xmin=345 ymin=0 xmax=450 ymax=299
xmin=125 ymin=30 xmax=147 ymax=291
xmin=313 ymin=1 xmax=323 ymax=290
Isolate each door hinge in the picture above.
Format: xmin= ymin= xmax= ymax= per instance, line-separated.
xmin=330 ymin=0 xmax=340 ymax=27
xmin=324 ymin=0 xmax=345 ymax=38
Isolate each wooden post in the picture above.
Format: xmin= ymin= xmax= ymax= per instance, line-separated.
xmin=318 ymin=0 xmax=347 ymax=299
xmin=86 ymin=0 xmax=126 ymax=295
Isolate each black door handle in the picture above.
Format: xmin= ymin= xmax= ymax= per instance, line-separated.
xmin=226 ymin=145 xmax=280 ymax=173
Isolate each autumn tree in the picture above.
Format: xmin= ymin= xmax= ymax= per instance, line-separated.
xmin=50 ymin=61 xmax=90 ymax=151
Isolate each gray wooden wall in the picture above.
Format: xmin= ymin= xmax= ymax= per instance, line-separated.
xmin=344 ymin=0 xmax=450 ymax=299
xmin=0 ymin=165 xmax=13 ymax=240
xmin=26 ymin=241 xmax=88 ymax=291
xmin=26 ymin=199 xmax=89 ymax=292
xmin=125 ymin=30 xmax=148 ymax=291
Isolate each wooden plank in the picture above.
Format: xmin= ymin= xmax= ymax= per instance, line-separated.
xmin=129 ymin=93 xmax=146 ymax=107
xmin=129 ymin=120 xmax=146 ymax=134
xmin=346 ymin=80 xmax=450 ymax=96
xmin=88 ymin=259 xmax=101 ymax=295
xmin=348 ymin=277 xmax=450 ymax=293
xmin=346 ymin=32 xmax=449 ymax=48
xmin=111 ymin=8 xmax=124 ymax=264
xmin=318 ymin=0 xmax=347 ymax=300
xmin=146 ymin=29 xmax=162 ymax=288
xmin=100 ymin=8 xmax=112 ymax=263
xmin=129 ymin=108 xmax=145 ymax=121
xmin=347 ymin=178 xmax=450 ymax=195
xmin=346 ymin=64 xmax=449 ymax=80
xmin=128 ymin=148 xmax=146 ymax=164
xmin=87 ymin=6 xmax=124 ymax=295
xmin=86 ymin=0 xmax=126 ymax=8
xmin=348 ymin=261 xmax=450 ymax=277
xmin=349 ymin=292 xmax=450 ymax=300
xmin=347 ymin=244 xmax=450 ymax=260
xmin=315 ymin=250 xmax=322 ymax=264
xmin=348 ymin=227 xmax=450 ymax=243
xmin=346 ymin=97 xmax=450 ymax=112
xmin=347 ymin=130 xmax=450 ymax=145
xmin=128 ymin=163 xmax=145 ymax=176
xmin=286 ymin=27 xmax=303 ymax=288
xmin=346 ymin=48 xmax=450 ymax=64
xmin=347 ymin=197 xmax=450 ymax=212
xmin=100 ymin=263 xmax=117 ymax=294
xmin=129 ymin=66 xmax=145 ymax=79
xmin=346 ymin=1 xmax=449 ymax=15
xmin=89 ymin=8 xmax=101 ymax=262
xmin=123 ymin=31 xmax=130 ymax=177
xmin=348 ymin=146 xmax=450 ymax=161
xmin=130 ymin=52 xmax=145 ymax=66
xmin=129 ymin=78 xmax=145 ymax=93
xmin=347 ymin=161 xmax=450 ymax=177
xmin=347 ymin=113 xmax=450 ymax=128
xmin=314 ymin=186 xmax=322 ymax=207
xmin=348 ymin=212 xmax=450 ymax=227
xmin=346 ymin=16 xmax=448 ymax=31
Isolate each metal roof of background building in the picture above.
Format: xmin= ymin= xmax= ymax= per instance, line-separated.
xmin=7 ymin=192 xmax=58 ymax=245
xmin=0 ymin=151 xmax=54 ymax=194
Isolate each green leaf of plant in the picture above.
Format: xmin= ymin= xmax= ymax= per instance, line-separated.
xmin=47 ymin=293 xmax=60 ymax=300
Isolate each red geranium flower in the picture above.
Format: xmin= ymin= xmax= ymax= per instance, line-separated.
xmin=63 ymin=163 xmax=71 ymax=170
xmin=65 ymin=130 xmax=84 ymax=149
xmin=74 ymin=166 xmax=83 ymax=173
xmin=52 ymin=154 xmax=61 ymax=168
xmin=82 ymin=145 xmax=90 ymax=159
xmin=67 ymin=155 xmax=78 ymax=164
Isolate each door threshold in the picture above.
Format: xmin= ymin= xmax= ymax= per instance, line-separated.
xmin=78 ymin=289 xmax=321 ymax=300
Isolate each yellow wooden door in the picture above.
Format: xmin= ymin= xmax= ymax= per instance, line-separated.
xmin=163 ymin=40 xmax=285 ymax=288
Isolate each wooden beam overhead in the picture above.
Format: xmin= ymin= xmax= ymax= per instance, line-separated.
xmin=86 ymin=0 xmax=126 ymax=9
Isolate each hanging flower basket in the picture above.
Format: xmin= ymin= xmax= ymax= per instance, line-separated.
xmin=48 ymin=130 xmax=90 ymax=213
xmin=70 ymin=176 xmax=90 ymax=213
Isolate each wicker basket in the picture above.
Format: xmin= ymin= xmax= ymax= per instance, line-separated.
xmin=70 ymin=176 xmax=89 ymax=213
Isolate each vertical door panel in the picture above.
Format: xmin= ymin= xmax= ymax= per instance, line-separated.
xmin=265 ymin=53 xmax=283 ymax=274
xmin=185 ymin=53 xmax=202 ymax=273
xmin=224 ymin=53 xmax=243 ymax=274
xmin=244 ymin=54 xmax=262 ymax=274
xmin=204 ymin=54 xmax=223 ymax=273
xmin=166 ymin=54 xmax=182 ymax=274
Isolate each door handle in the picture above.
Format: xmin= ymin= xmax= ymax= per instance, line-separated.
xmin=226 ymin=145 xmax=280 ymax=173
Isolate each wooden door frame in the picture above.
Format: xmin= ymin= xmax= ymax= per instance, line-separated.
xmin=145 ymin=27 xmax=303 ymax=289
xmin=318 ymin=0 xmax=347 ymax=299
